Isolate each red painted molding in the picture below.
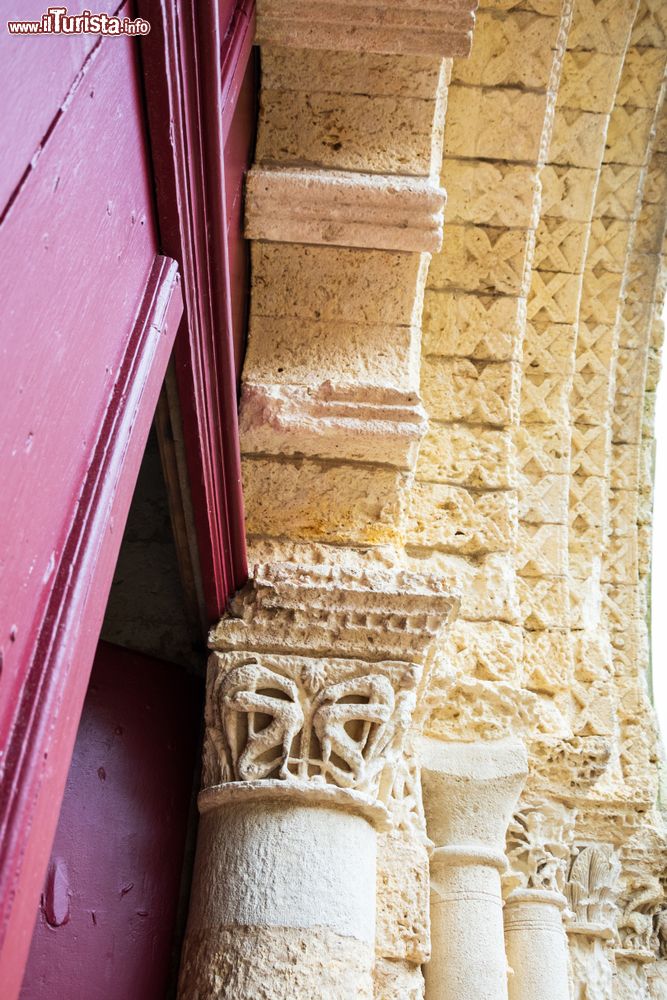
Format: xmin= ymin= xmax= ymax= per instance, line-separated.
xmin=0 ymin=256 xmax=182 ymax=999
xmin=140 ymin=0 xmax=255 ymax=620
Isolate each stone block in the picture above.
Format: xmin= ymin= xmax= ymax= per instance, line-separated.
xmin=570 ymin=423 xmax=608 ymax=477
xmin=601 ymin=530 xmax=639 ymax=585
xmin=595 ymin=163 xmax=642 ymax=220
xmin=428 ymin=224 xmax=532 ymax=296
xmin=618 ymin=298 xmax=653 ymax=349
xmin=376 ymin=831 xmax=430 ymax=963
xmin=609 ymin=488 xmax=639 ymax=535
xmin=579 ymin=268 xmax=624 ymax=325
xmin=570 ymin=370 xmax=612 ymax=425
xmin=609 ymin=443 xmax=640 ymax=490
xmin=611 ymin=395 xmax=643 ymax=444
xmin=373 ymin=959 xmax=424 ymax=1000
xmin=439 ymin=620 xmax=523 ymax=683
xmin=625 ymin=251 xmax=660 ymax=304
xmin=421 ymin=357 xmax=520 ymax=426
xmin=423 ymin=290 xmax=525 ymax=361
xmin=586 ymin=218 xmax=633 ymax=272
xmin=406 ymin=482 xmax=517 ymax=554
xmin=604 ymin=106 xmax=655 ymax=166
xmin=479 ymin=0 xmax=561 ymax=14
xmin=257 ymin=89 xmax=438 ymax=176
xmin=245 ymin=316 xmax=419 ymax=394
xmin=629 ymin=0 xmax=667 ymax=48
xmin=517 ymin=575 xmax=569 ymax=629
xmin=569 ymin=575 xmax=602 ymax=630
xmin=518 ymin=473 xmax=569 ymax=524
xmin=532 ymin=217 xmax=588 ymax=274
xmin=516 ymin=521 xmax=568 ymax=577
xmin=442 ymin=158 xmax=541 ymax=228
xmin=569 ymin=472 xmax=607 ymax=533
xmin=615 ymin=347 xmax=647 ymax=396
xmin=643 ymin=152 xmax=667 ymax=205
xmin=616 ymin=46 xmax=667 ymax=108
xmin=406 ymin=550 xmax=519 ymax=622
xmin=242 ymin=456 xmax=407 ymax=544
xmin=416 ymin=423 xmax=515 ymax=489
xmin=240 ymin=382 xmax=427 ymax=468
xmin=569 ymin=0 xmax=638 ymax=56
xmin=252 ymin=243 xmax=427 ymax=327
xmin=246 ymin=167 xmax=446 ymax=253
xmin=445 ymin=85 xmax=547 ymax=162
xmin=452 ymin=9 xmax=561 ymax=90
xmin=522 ymin=321 xmax=577 ymax=375
xmin=528 ymin=269 xmax=582 ymax=324
xmin=540 ymin=165 xmax=598 ymax=222
xmin=520 ymin=371 xmax=571 ymax=425
xmin=548 ymin=108 xmax=609 ymax=169
xmin=261 ymin=46 xmax=445 ymax=100
xmin=256 ymin=0 xmax=478 ymax=58
xmin=633 ymin=201 xmax=666 ymax=253
xmin=645 ymin=347 xmax=662 ymax=391
xmin=515 ymin=421 xmax=569 ymax=479
xmin=523 ymin=629 xmax=572 ymax=693
xmin=576 ymin=322 xmax=615 ymax=374
xmin=557 ymin=50 xmax=624 ymax=114
xmin=571 ymin=632 xmax=613 ymax=684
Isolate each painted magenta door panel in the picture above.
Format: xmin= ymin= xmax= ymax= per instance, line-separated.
xmin=0 ymin=256 xmax=183 ymax=1000
xmin=19 ymin=642 xmax=201 ymax=1000
xmin=0 ymin=27 xmax=184 ymax=997
xmin=0 ymin=1 xmax=117 ymax=212
xmin=0 ymin=33 xmax=157 ymax=743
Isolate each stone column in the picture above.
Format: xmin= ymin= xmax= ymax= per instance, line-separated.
xmin=504 ymin=890 xmax=570 ymax=1000
xmin=503 ymin=799 xmax=577 ymax=1000
xmin=177 ymin=561 xmax=457 ymax=999
xmin=419 ymin=737 xmax=528 ymax=1000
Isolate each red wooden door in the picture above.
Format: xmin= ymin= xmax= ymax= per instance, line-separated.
xmin=19 ymin=643 xmax=201 ymax=1000
xmin=0 ymin=18 xmax=182 ymax=996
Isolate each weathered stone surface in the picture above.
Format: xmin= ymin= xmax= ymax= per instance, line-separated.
xmin=256 ymin=0 xmax=478 ymax=58
xmin=246 ymin=167 xmax=446 ymax=252
xmin=445 ymin=85 xmax=547 ymax=162
xmin=406 ymin=482 xmax=516 ymax=554
xmin=429 ymin=223 xmax=533 ymax=296
xmin=423 ymin=290 xmax=526 ymax=360
xmin=417 ymin=423 xmax=515 ymax=489
xmin=443 ymin=159 xmax=541 ymax=227
xmin=252 ymin=243 xmax=428 ymax=327
xmin=421 ymin=357 xmax=520 ymax=426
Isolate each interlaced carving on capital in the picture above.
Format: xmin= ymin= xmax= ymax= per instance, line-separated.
xmin=564 ymin=845 xmax=621 ymax=940
xmin=202 ymin=561 xmax=458 ymax=816
xmin=505 ymin=799 xmax=577 ymax=895
xmin=207 ymin=652 xmax=417 ymax=803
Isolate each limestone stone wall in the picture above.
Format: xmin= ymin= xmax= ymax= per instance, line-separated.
xmin=184 ymin=1 xmax=667 ymax=997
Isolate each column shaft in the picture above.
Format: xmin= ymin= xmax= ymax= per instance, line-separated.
xmin=504 ymin=890 xmax=570 ymax=1000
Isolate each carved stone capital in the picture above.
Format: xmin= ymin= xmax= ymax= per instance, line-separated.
xmin=419 ymin=737 xmax=528 ymax=866
xmin=256 ymin=0 xmax=479 ymax=58
xmin=505 ymin=799 xmax=577 ymax=895
xmin=203 ymin=561 xmax=458 ymax=823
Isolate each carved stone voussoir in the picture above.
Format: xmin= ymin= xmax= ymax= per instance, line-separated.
xmin=255 ymin=0 xmax=479 ymax=58
xmin=246 ymin=167 xmax=446 ymax=254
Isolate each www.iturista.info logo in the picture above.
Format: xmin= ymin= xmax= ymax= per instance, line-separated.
xmin=7 ymin=6 xmax=151 ymax=36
